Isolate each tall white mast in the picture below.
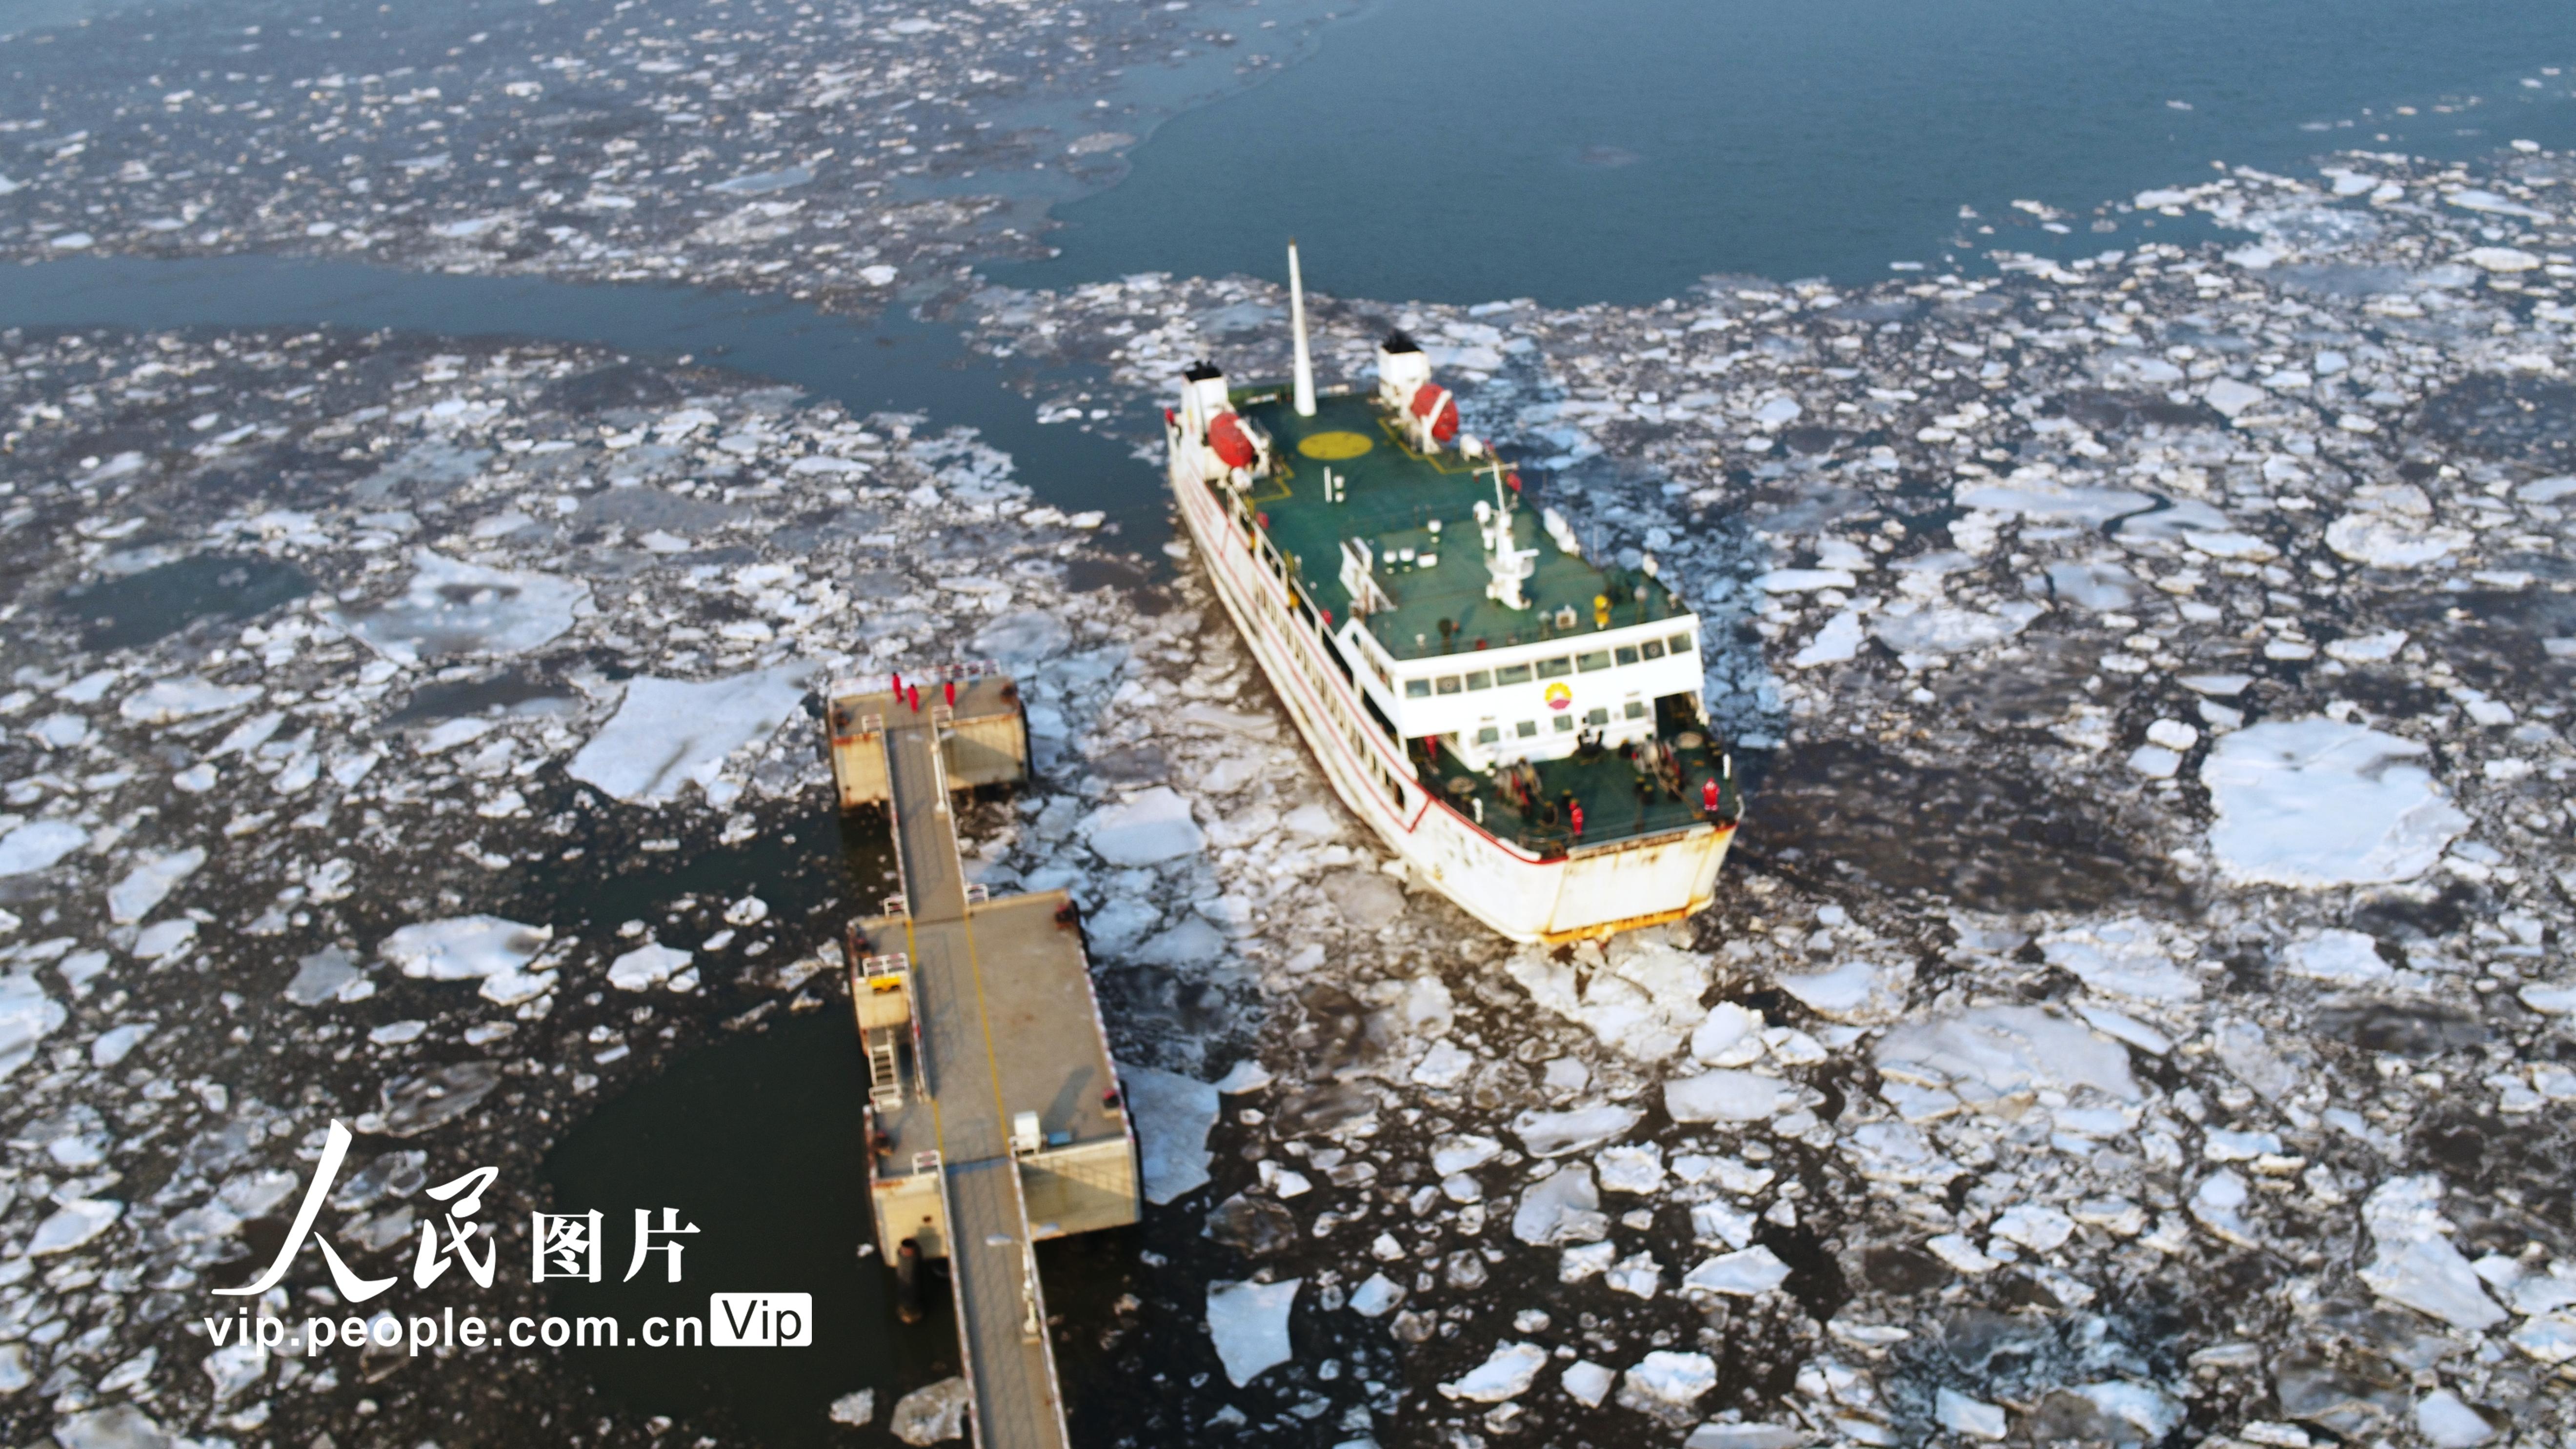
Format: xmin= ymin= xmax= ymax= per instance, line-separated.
xmin=1288 ymin=238 xmax=1317 ymax=418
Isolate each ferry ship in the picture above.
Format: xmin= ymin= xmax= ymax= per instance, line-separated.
xmin=1162 ymin=244 xmax=1740 ymax=944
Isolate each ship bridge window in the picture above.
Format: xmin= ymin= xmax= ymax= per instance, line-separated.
xmin=1553 ymin=715 xmax=1575 ymax=733
xmin=1585 ymin=707 xmax=1610 ymax=726
xmin=1404 ymin=678 xmax=1431 ymax=699
xmin=1495 ymin=663 xmax=1533 ymax=686
xmin=1625 ymin=701 xmax=1647 ymax=720
xmin=1435 ymin=676 xmax=1462 ymax=695
xmin=1516 ymin=720 xmax=1538 ymax=739
xmin=1535 ymin=657 xmax=1572 ymax=680
xmin=1476 ymin=725 xmax=1500 ymax=745
xmin=1640 ymin=639 xmax=1667 ymax=660
xmin=1575 ymin=650 xmax=1611 ymax=673
xmin=1669 ymin=632 xmax=1694 ymax=656
xmin=1465 ymin=670 xmax=1492 ymax=690
xmin=1614 ymin=645 xmax=1640 ymax=666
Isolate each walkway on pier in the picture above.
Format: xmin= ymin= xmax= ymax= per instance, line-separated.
xmin=881 ymin=706 xmax=1070 ymax=1449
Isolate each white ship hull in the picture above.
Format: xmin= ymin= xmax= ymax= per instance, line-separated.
xmin=1167 ymin=438 xmax=1733 ymax=944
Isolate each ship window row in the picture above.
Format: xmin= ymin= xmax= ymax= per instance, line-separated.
xmin=1469 ymin=699 xmax=1646 ymax=747
xmin=1401 ymin=633 xmax=1693 ymax=699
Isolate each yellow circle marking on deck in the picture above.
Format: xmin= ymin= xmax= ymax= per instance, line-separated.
xmin=1297 ymin=430 xmax=1374 ymax=460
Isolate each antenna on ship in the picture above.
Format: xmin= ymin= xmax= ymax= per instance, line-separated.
xmin=1288 ymin=238 xmax=1317 ymax=418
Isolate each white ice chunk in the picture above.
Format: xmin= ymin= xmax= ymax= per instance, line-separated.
xmin=133 ymin=918 xmax=196 ymax=960
xmin=1875 ymin=1005 xmax=2138 ymax=1101
xmin=1506 ymin=937 xmax=1712 ymax=1061
xmin=1411 ymin=1040 xmax=1476 ymax=1088
xmin=91 ymin=1023 xmax=153 ymax=1067
xmin=1688 ymin=1425 xmax=1811 ymax=1449
xmin=2325 ymin=514 xmax=2469 ymax=569
xmin=570 ymin=665 xmax=809 ymax=803
xmin=1348 ymin=1272 xmax=1405 ymax=1318
xmin=1606 ymin=1250 xmax=1661 ymax=1298
xmin=2282 ymin=929 xmax=2391 ymax=985
xmin=1123 ymin=1064 xmax=1219 ymax=1206
xmin=1691 ymin=1201 xmax=1758 ymax=1249
xmin=0 ymin=819 xmax=87 ymax=876
xmin=2075 ymin=1383 xmax=2184 ymax=1440
xmin=1206 ymin=1278 xmax=1299 ymax=1387
xmin=1791 ymin=610 xmax=1865 ymax=669
xmin=608 ymin=943 xmax=692 ymax=992
xmin=1438 ymin=1341 xmax=1548 ymax=1402
xmin=970 ymin=610 xmax=1073 ymax=666
xmin=28 ymin=1197 xmax=122 ymax=1255
xmin=1954 ymin=480 xmax=2151 ymax=524
xmin=2414 ymin=1391 xmax=2495 ymax=1449
xmin=342 ymin=549 xmax=587 ymax=662
xmin=51 ymin=1406 xmax=170 ymax=1449
xmin=890 ymin=1377 xmax=970 ymax=1445
xmin=2191 ymin=1169 xmax=2260 ymax=1247
xmin=108 ymin=846 xmax=205 ymax=924
xmin=0 ymin=972 xmax=66 ymax=1082
xmin=828 ymin=1389 xmax=876 ymax=1428
xmin=1758 ymin=568 xmax=1857 ymax=594
xmin=1510 ymin=1105 xmax=1642 ymax=1157
xmin=381 ymin=915 xmax=551 ymax=981
xmin=1937 ymin=1389 xmax=2010 ymax=1441
xmin=1596 ymin=1144 xmax=1666 ymax=1195
xmin=2510 ymin=1314 xmax=2576 ymax=1364
xmin=2039 ymin=918 xmax=2200 ymax=1003
xmin=119 ymin=676 xmax=261 ymax=724
xmin=1869 ymin=600 xmax=2041 ymax=656
xmin=2203 ymin=378 xmax=2267 ymax=417
xmin=1682 ymin=1246 xmax=1791 ymax=1298
xmin=1692 ymin=1002 xmax=1765 ymax=1063
xmin=1432 ymin=1133 xmax=1504 ymax=1176
xmin=2324 ymin=630 xmax=2407 ymax=664
xmin=1559 ymin=1241 xmax=1615 ymax=1281
xmin=1512 ymin=1163 xmax=1609 ymax=1246
xmin=2047 ymin=560 xmax=2134 ymax=610
xmin=1775 ymin=960 xmax=1882 ymax=1019
xmin=1990 ymin=1204 xmax=2075 ymax=1252
xmin=1561 ymin=1359 xmax=1616 ymax=1409
xmin=2073 ymin=1004 xmax=2171 ymax=1055
xmin=1665 ymin=1068 xmax=1795 ymax=1122
xmin=1927 ymin=1233 xmax=2000 ymax=1273
xmin=2205 ymin=719 xmax=2466 ymax=887
xmin=1621 ymin=1351 xmax=1717 ymax=1411
xmin=2461 ymin=245 xmax=2542 ymax=271
xmin=2359 ymin=1176 xmax=2504 ymax=1330
xmin=1082 ymin=786 xmax=1206 ymax=866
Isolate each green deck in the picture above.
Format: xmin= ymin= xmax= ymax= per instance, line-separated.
xmin=1206 ymin=383 xmax=1740 ymax=855
xmin=1230 ymin=389 xmax=1687 ymax=663
xmin=1410 ymin=696 xmax=1736 ymax=855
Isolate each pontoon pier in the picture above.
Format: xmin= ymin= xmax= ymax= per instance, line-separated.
xmin=828 ymin=667 xmax=1141 ymax=1449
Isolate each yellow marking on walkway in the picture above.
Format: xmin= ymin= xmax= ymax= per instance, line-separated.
xmin=956 ymin=904 xmax=1018 ymax=1194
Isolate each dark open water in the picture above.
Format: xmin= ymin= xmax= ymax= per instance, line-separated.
xmin=1011 ymin=0 xmax=2576 ymax=303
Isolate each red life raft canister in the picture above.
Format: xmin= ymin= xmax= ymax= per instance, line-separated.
xmin=1409 ymin=383 xmax=1459 ymax=443
xmin=1208 ymin=411 xmax=1258 ymax=469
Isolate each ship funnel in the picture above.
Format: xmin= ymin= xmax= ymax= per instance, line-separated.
xmin=1288 ymin=239 xmax=1317 ymax=418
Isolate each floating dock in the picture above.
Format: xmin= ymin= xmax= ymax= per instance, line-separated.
xmin=829 ymin=667 xmax=1139 ymax=1449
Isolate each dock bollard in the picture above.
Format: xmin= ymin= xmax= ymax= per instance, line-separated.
xmin=895 ymin=1238 xmax=925 ymax=1324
